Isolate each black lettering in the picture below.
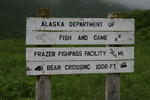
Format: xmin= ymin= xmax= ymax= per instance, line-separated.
xmin=96 ymin=64 xmax=117 ymax=70
xmin=110 ymin=64 xmax=117 ymax=69
xmin=49 ymin=22 xmax=53 ymax=27
xmin=41 ymin=21 xmax=46 ymax=26
xmin=94 ymin=35 xmax=107 ymax=40
xmin=65 ymin=64 xmax=90 ymax=70
xmin=34 ymin=51 xmax=38 ymax=57
xmin=69 ymin=21 xmax=103 ymax=27
xmin=47 ymin=65 xmax=61 ymax=70
xmin=38 ymin=51 xmax=42 ymax=56
xmin=78 ymin=35 xmax=88 ymax=40
xmin=41 ymin=21 xmax=65 ymax=27
xmin=84 ymin=51 xmax=106 ymax=56
xmin=96 ymin=64 xmax=108 ymax=69
xmin=58 ymin=51 xmax=82 ymax=56
xmin=59 ymin=35 xmax=72 ymax=41
xmin=61 ymin=22 xmax=65 ymax=26
xmin=118 ymin=51 xmax=124 ymax=56
xmin=34 ymin=51 xmax=56 ymax=57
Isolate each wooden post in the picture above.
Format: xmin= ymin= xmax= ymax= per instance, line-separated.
xmin=36 ymin=76 xmax=51 ymax=100
xmin=106 ymin=73 xmax=120 ymax=100
xmin=36 ymin=8 xmax=52 ymax=100
xmin=106 ymin=13 xmax=120 ymax=100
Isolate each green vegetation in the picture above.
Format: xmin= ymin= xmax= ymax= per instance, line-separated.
xmin=118 ymin=10 xmax=150 ymax=41
xmin=0 ymin=10 xmax=150 ymax=100
xmin=0 ymin=40 xmax=35 ymax=100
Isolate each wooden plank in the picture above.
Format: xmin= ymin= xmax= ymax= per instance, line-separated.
xmin=26 ymin=60 xmax=134 ymax=75
xmin=36 ymin=76 xmax=51 ymax=100
xmin=26 ymin=31 xmax=135 ymax=45
xmin=26 ymin=47 xmax=134 ymax=61
xmin=106 ymin=73 xmax=120 ymax=100
xmin=26 ymin=18 xmax=135 ymax=31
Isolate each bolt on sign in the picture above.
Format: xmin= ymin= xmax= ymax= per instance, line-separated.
xmin=26 ymin=18 xmax=135 ymax=75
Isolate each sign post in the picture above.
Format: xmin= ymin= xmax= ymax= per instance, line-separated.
xmin=26 ymin=11 xmax=135 ymax=100
xmin=106 ymin=73 xmax=120 ymax=100
xmin=106 ymin=13 xmax=121 ymax=100
xmin=35 ymin=8 xmax=51 ymax=100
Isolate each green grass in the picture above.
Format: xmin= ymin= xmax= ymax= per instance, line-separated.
xmin=0 ymin=38 xmax=150 ymax=100
xmin=0 ymin=40 xmax=34 ymax=100
xmin=120 ymin=40 xmax=150 ymax=100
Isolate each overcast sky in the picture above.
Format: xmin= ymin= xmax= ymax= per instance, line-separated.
xmin=102 ymin=0 xmax=150 ymax=9
xmin=49 ymin=0 xmax=150 ymax=9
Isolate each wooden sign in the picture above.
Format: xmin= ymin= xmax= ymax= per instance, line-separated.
xmin=26 ymin=17 xmax=135 ymax=75
xmin=26 ymin=47 xmax=134 ymax=61
xmin=26 ymin=60 xmax=134 ymax=75
xmin=26 ymin=31 xmax=135 ymax=45
xmin=26 ymin=18 xmax=135 ymax=31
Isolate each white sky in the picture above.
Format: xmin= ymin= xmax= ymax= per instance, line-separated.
xmin=49 ymin=0 xmax=150 ymax=9
xmin=102 ymin=0 xmax=150 ymax=9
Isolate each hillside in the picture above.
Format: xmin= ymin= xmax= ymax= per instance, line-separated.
xmin=0 ymin=0 xmax=130 ymax=39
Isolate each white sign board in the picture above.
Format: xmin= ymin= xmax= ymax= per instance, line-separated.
xmin=26 ymin=17 xmax=135 ymax=75
xmin=26 ymin=31 xmax=135 ymax=45
xmin=27 ymin=18 xmax=135 ymax=31
xmin=26 ymin=60 xmax=134 ymax=75
xmin=26 ymin=47 xmax=134 ymax=61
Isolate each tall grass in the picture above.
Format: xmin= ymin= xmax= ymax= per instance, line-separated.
xmin=0 ymin=40 xmax=34 ymax=100
xmin=0 ymin=38 xmax=150 ymax=100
